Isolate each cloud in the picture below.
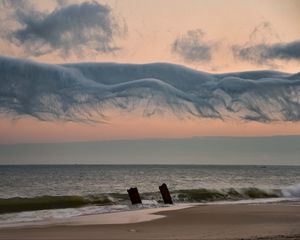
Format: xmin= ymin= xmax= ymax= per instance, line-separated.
xmin=171 ymin=29 xmax=214 ymax=63
xmin=1 ymin=56 xmax=299 ymax=123
xmin=0 ymin=1 xmax=125 ymax=57
xmin=247 ymin=21 xmax=281 ymax=44
xmin=232 ymin=21 xmax=300 ymax=65
xmin=0 ymin=0 xmax=28 ymax=9
xmin=232 ymin=40 xmax=300 ymax=65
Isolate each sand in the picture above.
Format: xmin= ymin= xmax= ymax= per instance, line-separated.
xmin=0 ymin=203 xmax=299 ymax=240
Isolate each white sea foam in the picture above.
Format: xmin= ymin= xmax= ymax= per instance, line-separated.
xmin=0 ymin=205 xmax=129 ymax=228
xmin=281 ymin=183 xmax=300 ymax=198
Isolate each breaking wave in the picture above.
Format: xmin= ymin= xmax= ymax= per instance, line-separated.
xmin=281 ymin=183 xmax=300 ymax=198
xmin=172 ymin=188 xmax=281 ymax=202
xmin=1 ymin=186 xmax=299 ymax=214
xmin=0 ymin=56 xmax=299 ymax=122
xmin=0 ymin=194 xmax=119 ymax=214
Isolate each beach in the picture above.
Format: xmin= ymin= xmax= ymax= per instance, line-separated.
xmin=0 ymin=203 xmax=299 ymax=240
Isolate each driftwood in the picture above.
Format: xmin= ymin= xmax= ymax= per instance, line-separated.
xmin=127 ymin=187 xmax=142 ymax=204
xmin=159 ymin=183 xmax=173 ymax=204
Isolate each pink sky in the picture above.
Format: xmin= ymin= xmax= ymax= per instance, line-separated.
xmin=0 ymin=0 xmax=299 ymax=144
xmin=1 ymin=116 xmax=300 ymax=144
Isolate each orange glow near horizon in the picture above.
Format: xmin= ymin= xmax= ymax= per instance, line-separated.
xmin=1 ymin=116 xmax=300 ymax=144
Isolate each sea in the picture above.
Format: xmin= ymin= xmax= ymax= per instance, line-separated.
xmin=0 ymin=164 xmax=299 ymax=226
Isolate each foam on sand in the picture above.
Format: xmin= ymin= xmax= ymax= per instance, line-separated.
xmin=0 ymin=204 xmax=191 ymax=228
xmin=0 ymin=203 xmax=300 ymax=240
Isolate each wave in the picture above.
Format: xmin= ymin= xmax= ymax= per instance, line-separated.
xmin=1 ymin=185 xmax=299 ymax=214
xmin=281 ymin=183 xmax=300 ymax=198
xmin=0 ymin=194 xmax=119 ymax=214
xmin=172 ymin=188 xmax=281 ymax=202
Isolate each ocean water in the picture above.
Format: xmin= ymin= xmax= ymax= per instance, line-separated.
xmin=0 ymin=165 xmax=300 ymax=226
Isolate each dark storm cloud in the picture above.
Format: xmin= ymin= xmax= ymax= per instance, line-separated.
xmin=232 ymin=40 xmax=300 ymax=65
xmin=1 ymin=1 xmax=125 ymax=57
xmin=1 ymin=56 xmax=299 ymax=123
xmin=171 ymin=29 xmax=213 ymax=63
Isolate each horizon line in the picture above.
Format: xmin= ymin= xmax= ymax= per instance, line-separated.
xmin=1 ymin=134 xmax=300 ymax=146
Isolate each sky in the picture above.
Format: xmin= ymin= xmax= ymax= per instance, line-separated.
xmin=0 ymin=0 xmax=300 ymax=145
xmin=1 ymin=0 xmax=300 ymax=72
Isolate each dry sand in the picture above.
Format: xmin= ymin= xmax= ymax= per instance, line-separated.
xmin=0 ymin=203 xmax=299 ymax=240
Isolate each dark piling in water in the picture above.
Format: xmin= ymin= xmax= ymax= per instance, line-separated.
xmin=127 ymin=187 xmax=142 ymax=204
xmin=159 ymin=183 xmax=173 ymax=204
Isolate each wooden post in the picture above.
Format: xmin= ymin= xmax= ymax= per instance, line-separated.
xmin=127 ymin=187 xmax=142 ymax=204
xmin=159 ymin=183 xmax=173 ymax=204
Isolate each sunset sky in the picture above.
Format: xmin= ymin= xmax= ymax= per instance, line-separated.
xmin=0 ymin=0 xmax=300 ymax=144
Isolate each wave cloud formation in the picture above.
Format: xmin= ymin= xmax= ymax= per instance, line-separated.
xmin=0 ymin=56 xmax=299 ymax=122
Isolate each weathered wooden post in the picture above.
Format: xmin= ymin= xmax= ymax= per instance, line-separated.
xmin=127 ymin=187 xmax=142 ymax=204
xmin=159 ymin=183 xmax=173 ymax=204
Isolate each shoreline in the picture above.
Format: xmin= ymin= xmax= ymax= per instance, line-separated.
xmin=0 ymin=203 xmax=299 ymax=240
xmin=0 ymin=204 xmax=193 ymax=229
xmin=1 ymin=198 xmax=298 ymax=229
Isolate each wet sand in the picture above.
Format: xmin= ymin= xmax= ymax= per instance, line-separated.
xmin=0 ymin=203 xmax=299 ymax=240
